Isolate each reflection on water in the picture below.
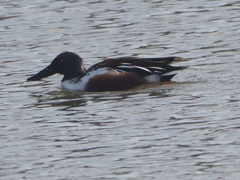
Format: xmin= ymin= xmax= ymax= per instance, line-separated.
xmin=1 ymin=0 xmax=240 ymax=179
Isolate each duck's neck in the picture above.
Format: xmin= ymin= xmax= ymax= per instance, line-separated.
xmin=62 ymin=64 xmax=86 ymax=82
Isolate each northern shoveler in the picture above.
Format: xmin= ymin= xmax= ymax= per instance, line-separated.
xmin=27 ymin=52 xmax=186 ymax=92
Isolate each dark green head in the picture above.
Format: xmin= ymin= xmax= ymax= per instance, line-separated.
xmin=27 ymin=52 xmax=86 ymax=82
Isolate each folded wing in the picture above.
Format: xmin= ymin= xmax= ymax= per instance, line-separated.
xmin=86 ymin=56 xmax=186 ymax=82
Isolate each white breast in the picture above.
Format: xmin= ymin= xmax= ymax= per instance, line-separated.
xmin=61 ymin=68 xmax=110 ymax=91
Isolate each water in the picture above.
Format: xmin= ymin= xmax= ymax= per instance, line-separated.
xmin=1 ymin=0 xmax=240 ymax=179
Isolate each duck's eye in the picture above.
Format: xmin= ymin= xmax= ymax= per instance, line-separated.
xmin=60 ymin=59 xmax=64 ymax=62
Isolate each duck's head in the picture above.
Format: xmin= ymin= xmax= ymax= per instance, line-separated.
xmin=27 ymin=52 xmax=86 ymax=82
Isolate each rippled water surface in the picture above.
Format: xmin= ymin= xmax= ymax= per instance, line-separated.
xmin=1 ymin=0 xmax=240 ymax=179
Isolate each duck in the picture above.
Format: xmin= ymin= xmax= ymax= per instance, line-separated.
xmin=27 ymin=52 xmax=186 ymax=92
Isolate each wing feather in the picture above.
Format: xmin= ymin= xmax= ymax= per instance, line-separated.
xmin=85 ymin=56 xmax=186 ymax=81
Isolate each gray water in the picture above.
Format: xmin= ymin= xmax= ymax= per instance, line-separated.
xmin=1 ymin=0 xmax=240 ymax=179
